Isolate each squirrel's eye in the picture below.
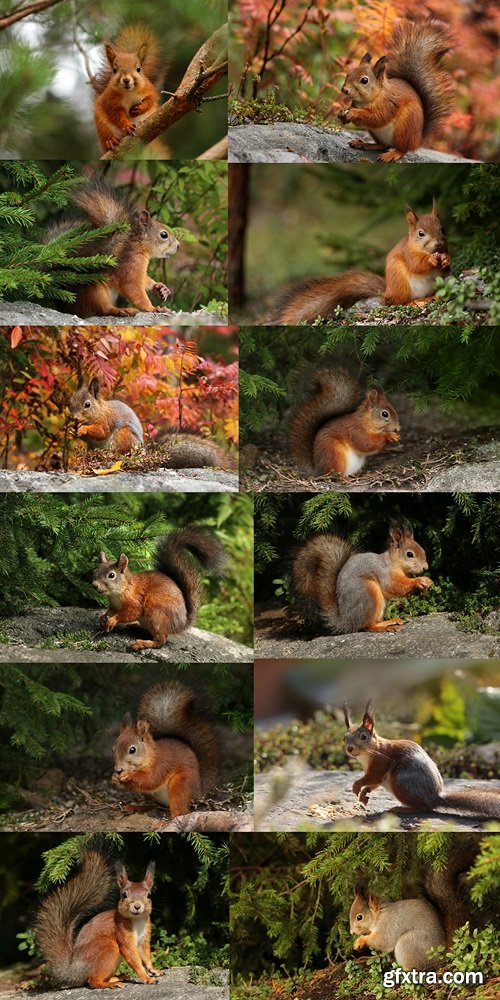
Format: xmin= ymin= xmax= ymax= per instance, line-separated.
xmin=136 ymin=66 xmax=141 ymax=73
xmin=84 ymin=400 xmax=91 ymax=408
xmin=381 ymin=409 xmax=389 ymax=418
xmin=160 ymin=230 xmax=169 ymax=239
xmin=360 ymin=76 xmax=369 ymax=85
xmin=406 ymin=550 xmax=414 ymax=558
xmin=360 ymin=733 xmax=367 ymax=740
xmin=147 ymin=891 xmax=151 ymax=898
xmin=356 ymin=913 xmax=363 ymax=921
xmin=122 ymin=891 xmax=128 ymax=899
xmin=129 ymin=745 xmax=137 ymax=754
xmin=418 ymin=229 xmax=425 ymax=237
xmin=108 ymin=571 xmax=116 ymax=579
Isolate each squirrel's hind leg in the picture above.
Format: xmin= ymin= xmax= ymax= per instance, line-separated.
xmin=85 ymin=937 xmax=122 ymax=989
xmin=365 ymin=619 xmax=404 ymax=632
xmin=76 ymin=283 xmax=137 ymax=318
xmin=378 ymin=149 xmax=405 ymax=162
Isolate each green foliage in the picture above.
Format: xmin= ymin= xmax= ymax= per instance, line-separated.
xmin=231 ymin=833 xmax=499 ymax=988
xmin=0 ymin=493 xmax=253 ymax=645
xmin=0 ymin=161 xmax=227 ymax=313
xmin=239 ymin=323 xmax=500 ymax=443
xmin=254 ymin=494 xmax=500 ymax=619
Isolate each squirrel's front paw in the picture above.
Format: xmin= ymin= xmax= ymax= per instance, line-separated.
xmin=100 ymin=613 xmax=117 ymax=632
xmin=417 ymin=576 xmax=433 ymax=591
xmin=77 ymin=425 xmax=92 ymax=437
xmin=105 ymin=135 xmax=122 ymax=150
xmin=123 ymin=121 xmax=136 ymax=136
xmin=152 ymin=282 xmax=172 ymax=301
xmin=437 ymin=252 xmax=451 ymax=269
xmin=338 ymin=108 xmax=353 ymax=123
xmin=428 ymin=252 xmax=441 ymax=267
xmin=353 ymin=936 xmax=370 ymax=951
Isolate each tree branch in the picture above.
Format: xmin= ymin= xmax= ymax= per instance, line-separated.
xmin=100 ymin=23 xmax=228 ymax=161
xmin=197 ymin=137 xmax=228 ymax=160
xmin=0 ymin=0 xmax=66 ymax=30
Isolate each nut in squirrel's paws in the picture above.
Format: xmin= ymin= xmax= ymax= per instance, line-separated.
xmin=152 ymin=282 xmax=171 ymax=302
xmin=418 ymin=576 xmax=433 ymax=591
xmin=338 ymin=108 xmax=353 ymax=123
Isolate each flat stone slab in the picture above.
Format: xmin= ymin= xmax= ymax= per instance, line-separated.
xmin=0 ymin=607 xmax=253 ymax=663
xmin=7 ymin=967 xmax=228 ymax=999
xmin=256 ymin=612 xmax=500 ymax=660
xmin=255 ymin=765 xmax=500 ymax=831
xmin=229 ymin=123 xmax=479 ymax=164
xmin=0 ymin=301 xmax=225 ymax=327
xmin=0 ymin=469 xmax=238 ymax=493
xmin=423 ymin=460 xmax=500 ymax=491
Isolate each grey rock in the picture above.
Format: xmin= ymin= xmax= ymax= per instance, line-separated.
xmin=8 ymin=967 xmax=228 ymax=1000
xmin=256 ymin=612 xmax=500 ymax=660
xmin=423 ymin=461 xmax=500 ymax=491
xmin=0 ymin=469 xmax=238 ymax=494
xmin=0 ymin=301 xmax=225 ymax=327
xmin=255 ymin=764 xmax=500 ymax=831
xmin=1 ymin=607 xmax=253 ymax=663
xmin=229 ymin=123 xmax=479 ymax=164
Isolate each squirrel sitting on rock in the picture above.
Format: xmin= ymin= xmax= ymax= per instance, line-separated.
xmin=338 ymin=19 xmax=454 ymax=162
xmin=93 ymin=527 xmax=226 ymax=650
xmin=46 ymin=176 xmax=179 ymax=317
xmin=36 ymin=848 xmax=161 ymax=988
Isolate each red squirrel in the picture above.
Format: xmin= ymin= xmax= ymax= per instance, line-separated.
xmin=112 ymin=681 xmax=218 ymax=818
xmin=289 ymin=367 xmax=400 ymax=478
xmin=93 ymin=527 xmax=226 ymax=650
xmin=93 ymin=25 xmax=162 ymax=153
xmin=36 ymin=849 xmax=161 ymax=989
xmin=338 ymin=19 xmax=454 ymax=162
xmin=269 ymin=200 xmax=450 ymax=324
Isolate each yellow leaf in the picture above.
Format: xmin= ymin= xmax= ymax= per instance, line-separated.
xmin=93 ymin=461 xmax=123 ymax=476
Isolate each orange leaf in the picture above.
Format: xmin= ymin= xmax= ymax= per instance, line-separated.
xmin=10 ymin=326 xmax=23 ymax=348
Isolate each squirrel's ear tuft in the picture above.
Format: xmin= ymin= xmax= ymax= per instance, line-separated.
xmin=354 ymin=881 xmax=367 ymax=899
xmin=137 ymin=719 xmax=151 ymax=738
xmin=116 ymin=862 xmax=128 ymax=886
xmin=373 ymin=56 xmax=387 ymax=78
xmin=361 ymin=52 xmax=372 ymax=64
xmin=105 ymin=42 xmax=117 ymax=66
xmin=366 ymin=387 xmax=380 ymax=404
xmin=144 ymin=862 xmax=156 ymax=887
xmin=120 ymin=712 xmax=133 ymax=731
xmin=137 ymin=43 xmax=148 ymax=63
xmin=343 ymin=701 xmax=352 ymax=730
xmin=99 ymin=550 xmax=108 ymax=564
xmin=388 ymin=521 xmax=404 ymax=546
xmin=133 ymin=208 xmax=152 ymax=227
xmin=432 ymin=197 xmax=439 ymax=216
xmin=399 ymin=518 xmax=414 ymax=539
xmin=89 ymin=378 xmax=100 ymax=399
xmin=362 ymin=702 xmax=374 ymax=732
xmin=117 ymin=554 xmax=129 ymax=573
xmin=406 ymin=206 xmax=418 ymax=227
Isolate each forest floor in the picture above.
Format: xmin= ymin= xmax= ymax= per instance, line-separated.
xmin=254 ymin=766 xmax=500 ymax=832
xmin=1 ymin=728 xmax=253 ymax=833
xmin=0 ymin=607 xmax=253 ymax=663
xmin=254 ymin=606 xmax=500 ymax=659
xmin=241 ymin=425 xmax=500 ymax=493
xmin=231 ymin=960 xmax=499 ymax=999
xmin=0 ymin=966 xmax=229 ymax=999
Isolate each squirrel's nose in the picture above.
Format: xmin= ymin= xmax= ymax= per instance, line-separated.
xmin=114 ymin=768 xmax=123 ymax=775
xmin=423 ymin=564 xmax=428 ymax=572
xmin=342 ymin=85 xmax=349 ymax=94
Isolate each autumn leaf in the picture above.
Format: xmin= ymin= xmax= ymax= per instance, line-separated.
xmin=10 ymin=326 xmax=22 ymax=348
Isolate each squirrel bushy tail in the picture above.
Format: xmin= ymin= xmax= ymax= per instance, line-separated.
xmin=158 ymin=431 xmax=235 ymax=471
xmin=35 ymin=850 xmax=113 ymax=988
xmin=291 ymin=534 xmax=354 ymax=630
xmin=389 ymin=20 xmax=454 ymax=140
xmin=93 ymin=23 xmax=163 ymax=94
xmin=154 ymin=527 xmax=227 ymax=625
xmin=425 ymin=836 xmax=478 ymax=946
xmin=269 ymin=272 xmax=385 ymax=325
xmin=439 ymin=789 xmax=500 ymax=820
xmin=289 ymin=367 xmax=361 ymax=471
xmin=139 ymin=681 xmax=219 ymax=791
